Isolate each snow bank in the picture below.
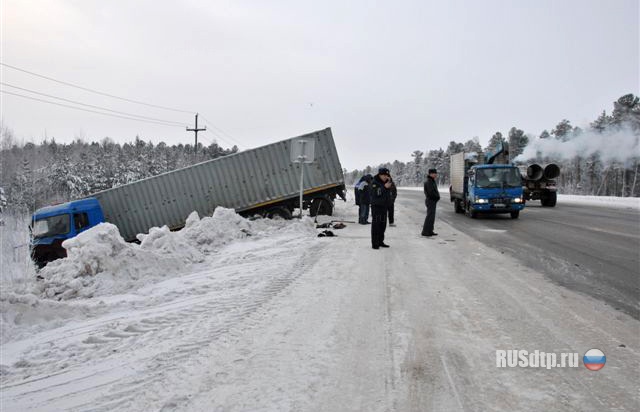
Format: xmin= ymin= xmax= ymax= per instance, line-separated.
xmin=31 ymin=207 xmax=317 ymax=301
xmin=35 ymin=223 xmax=187 ymax=300
xmin=1 ymin=207 xmax=316 ymax=342
xmin=557 ymin=194 xmax=639 ymax=210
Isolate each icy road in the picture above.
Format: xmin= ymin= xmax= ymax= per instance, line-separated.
xmin=1 ymin=197 xmax=639 ymax=411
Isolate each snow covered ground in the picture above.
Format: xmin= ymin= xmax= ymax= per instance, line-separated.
xmin=1 ymin=197 xmax=639 ymax=411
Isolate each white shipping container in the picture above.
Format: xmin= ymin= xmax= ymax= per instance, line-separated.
xmin=450 ymin=152 xmax=466 ymax=195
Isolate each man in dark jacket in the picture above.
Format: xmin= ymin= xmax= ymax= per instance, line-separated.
xmin=422 ymin=168 xmax=440 ymax=236
xmin=354 ymin=176 xmax=364 ymax=206
xmin=370 ymin=168 xmax=392 ymax=249
xmin=388 ymin=177 xmax=397 ymax=226
xmin=356 ymin=174 xmax=373 ymax=224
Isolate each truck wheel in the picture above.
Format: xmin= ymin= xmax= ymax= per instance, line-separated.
xmin=454 ymin=199 xmax=464 ymax=214
xmin=465 ymin=202 xmax=477 ymax=218
xmin=542 ymin=192 xmax=557 ymax=207
xmin=266 ymin=207 xmax=292 ymax=220
xmin=310 ymin=197 xmax=333 ymax=216
xmin=510 ymin=211 xmax=520 ymax=219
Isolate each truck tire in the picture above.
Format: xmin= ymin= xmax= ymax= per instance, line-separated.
xmin=465 ymin=202 xmax=477 ymax=218
xmin=541 ymin=192 xmax=557 ymax=207
xmin=310 ymin=197 xmax=333 ymax=217
xmin=454 ymin=199 xmax=464 ymax=214
xmin=266 ymin=206 xmax=292 ymax=220
xmin=510 ymin=210 xmax=520 ymax=219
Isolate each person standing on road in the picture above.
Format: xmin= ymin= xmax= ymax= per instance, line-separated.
xmin=388 ymin=177 xmax=397 ymax=227
xmin=356 ymin=174 xmax=372 ymax=224
xmin=422 ymin=168 xmax=440 ymax=237
xmin=370 ymin=168 xmax=392 ymax=249
xmin=354 ymin=175 xmax=364 ymax=207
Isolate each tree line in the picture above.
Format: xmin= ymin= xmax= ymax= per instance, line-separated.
xmin=2 ymin=93 xmax=638 ymax=217
xmin=1 ymin=131 xmax=238 ymax=214
xmin=345 ymin=93 xmax=640 ymax=197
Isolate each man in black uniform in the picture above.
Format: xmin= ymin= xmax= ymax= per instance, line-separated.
xmin=388 ymin=176 xmax=397 ymax=226
xmin=370 ymin=168 xmax=392 ymax=249
xmin=422 ymin=168 xmax=440 ymax=236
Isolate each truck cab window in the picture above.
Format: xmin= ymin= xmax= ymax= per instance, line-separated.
xmin=74 ymin=213 xmax=90 ymax=231
xmin=476 ymin=171 xmax=490 ymax=187
xmin=33 ymin=214 xmax=71 ymax=238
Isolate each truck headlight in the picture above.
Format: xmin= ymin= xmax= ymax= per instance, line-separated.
xmin=513 ymin=197 xmax=523 ymax=203
xmin=475 ymin=198 xmax=488 ymax=204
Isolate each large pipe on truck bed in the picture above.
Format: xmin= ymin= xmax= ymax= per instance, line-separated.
xmin=543 ymin=163 xmax=560 ymax=179
xmin=526 ymin=164 xmax=543 ymax=181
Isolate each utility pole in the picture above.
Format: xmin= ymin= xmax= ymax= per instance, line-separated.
xmin=187 ymin=113 xmax=206 ymax=156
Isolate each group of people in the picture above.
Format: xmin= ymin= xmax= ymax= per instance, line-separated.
xmin=354 ymin=171 xmax=397 ymax=226
xmin=354 ymin=168 xmax=440 ymax=249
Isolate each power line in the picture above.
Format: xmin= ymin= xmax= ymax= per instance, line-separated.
xmin=1 ymin=82 xmax=188 ymax=126
xmin=202 ymin=128 xmax=237 ymax=148
xmin=1 ymin=89 xmax=185 ymax=128
xmin=0 ymin=62 xmax=194 ymax=114
xmin=198 ymin=114 xmax=243 ymax=147
xmin=200 ymin=116 xmax=243 ymax=147
xmin=186 ymin=129 xmax=230 ymax=149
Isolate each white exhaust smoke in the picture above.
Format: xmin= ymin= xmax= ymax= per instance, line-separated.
xmin=515 ymin=127 xmax=639 ymax=165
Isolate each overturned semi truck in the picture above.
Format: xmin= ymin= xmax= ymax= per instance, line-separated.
xmin=30 ymin=128 xmax=346 ymax=267
xmin=520 ymin=163 xmax=560 ymax=207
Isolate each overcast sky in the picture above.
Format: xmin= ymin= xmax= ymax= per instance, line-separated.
xmin=1 ymin=0 xmax=638 ymax=170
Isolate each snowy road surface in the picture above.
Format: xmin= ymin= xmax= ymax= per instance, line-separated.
xmin=397 ymin=188 xmax=640 ymax=319
xmin=1 ymin=199 xmax=639 ymax=411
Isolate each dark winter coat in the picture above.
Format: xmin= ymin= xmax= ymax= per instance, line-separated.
xmin=355 ymin=175 xmax=373 ymax=205
xmin=389 ymin=180 xmax=397 ymax=202
xmin=354 ymin=176 xmax=364 ymax=205
xmin=359 ymin=182 xmax=371 ymax=205
xmin=424 ymin=176 xmax=440 ymax=202
xmin=370 ymin=174 xmax=392 ymax=208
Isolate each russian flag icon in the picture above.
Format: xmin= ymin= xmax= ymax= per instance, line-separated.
xmin=583 ymin=349 xmax=606 ymax=371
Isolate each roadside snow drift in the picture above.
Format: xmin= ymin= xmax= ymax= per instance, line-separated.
xmin=34 ymin=207 xmax=316 ymax=301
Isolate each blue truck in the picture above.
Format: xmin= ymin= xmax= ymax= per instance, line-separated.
xmin=30 ymin=198 xmax=105 ymax=265
xmin=30 ymin=128 xmax=346 ymax=267
xmin=449 ymin=142 xmax=525 ymax=219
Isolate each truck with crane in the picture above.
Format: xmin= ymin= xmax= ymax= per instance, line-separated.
xmin=449 ymin=142 xmax=525 ymax=218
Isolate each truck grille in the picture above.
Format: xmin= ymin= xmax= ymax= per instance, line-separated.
xmin=489 ymin=198 xmax=511 ymax=204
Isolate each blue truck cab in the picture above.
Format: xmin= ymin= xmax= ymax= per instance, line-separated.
xmin=31 ymin=198 xmax=105 ymax=268
xmin=466 ymin=164 xmax=525 ymax=218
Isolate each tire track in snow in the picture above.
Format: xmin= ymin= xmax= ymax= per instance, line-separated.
xmin=76 ymin=240 xmax=328 ymax=412
xmin=2 ymin=234 xmax=324 ymax=411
